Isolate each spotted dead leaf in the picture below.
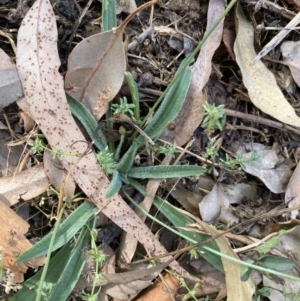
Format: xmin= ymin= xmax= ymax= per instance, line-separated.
xmin=65 ymin=0 xmax=157 ymax=120
xmin=16 ymin=0 xmax=190 ymax=277
xmin=234 ymin=3 xmax=300 ymax=127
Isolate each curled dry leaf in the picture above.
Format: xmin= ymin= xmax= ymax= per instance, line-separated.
xmin=234 ymin=3 xmax=300 ymax=127
xmin=43 ymin=150 xmax=76 ymax=197
xmin=65 ymin=0 xmax=157 ymax=120
xmin=240 ymin=149 xmax=292 ymax=194
xmin=199 ymin=182 xmax=230 ymax=224
xmin=161 ymin=0 xmax=225 ymax=146
xmin=19 ymin=111 xmax=35 ymax=132
xmin=16 ymin=0 xmax=188 ymax=277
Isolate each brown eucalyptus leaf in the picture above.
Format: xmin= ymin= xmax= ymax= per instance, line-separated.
xmin=234 ymin=3 xmax=300 ymax=127
xmin=65 ymin=0 xmax=157 ymax=120
xmin=16 ymin=0 xmax=189 ymax=278
xmin=161 ymin=0 xmax=225 ymax=146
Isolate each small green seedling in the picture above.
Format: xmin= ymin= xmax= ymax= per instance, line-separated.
xmin=202 ymin=102 xmax=225 ymax=133
xmin=111 ymin=97 xmax=135 ymax=116
xmin=96 ymin=146 xmax=117 ymax=174
xmin=30 ymin=133 xmax=75 ymax=159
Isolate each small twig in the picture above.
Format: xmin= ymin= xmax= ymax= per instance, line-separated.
xmin=159 ymin=138 xmax=215 ymax=166
xmin=128 ymin=25 xmax=154 ymax=50
xmin=253 ymin=12 xmax=300 ymax=64
xmin=127 ymin=53 xmax=159 ymax=69
xmin=66 ymin=0 xmax=94 ymax=53
xmin=223 ymin=108 xmax=300 ymax=136
xmin=241 ymin=0 xmax=296 ymax=20
xmin=109 ymin=113 xmax=155 ymax=145
xmin=0 ymin=30 xmax=17 ymax=56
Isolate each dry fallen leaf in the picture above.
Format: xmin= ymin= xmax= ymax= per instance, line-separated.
xmin=0 ymin=202 xmax=45 ymax=283
xmin=136 ymin=272 xmax=180 ymax=301
xmin=234 ymin=3 xmax=300 ymax=127
xmin=0 ymin=49 xmax=23 ymax=109
xmin=0 ymin=164 xmax=50 ymax=206
xmin=281 ymin=40 xmax=300 ymax=88
xmin=240 ymin=149 xmax=292 ymax=194
xmin=43 ymin=150 xmax=76 ymax=197
xmin=164 ymin=179 xmax=201 ymax=213
xmin=199 ymin=182 xmax=229 ymax=224
xmin=16 ymin=0 xmax=189 ymax=278
xmin=197 ymin=219 xmax=255 ymax=301
xmin=161 ymin=0 xmax=225 ymax=146
xmin=65 ymin=0 xmax=157 ymax=120
xmin=285 ymin=162 xmax=300 ymax=219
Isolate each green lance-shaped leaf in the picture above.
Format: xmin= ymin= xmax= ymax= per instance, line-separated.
xmin=127 ymin=165 xmax=205 ymax=179
xmin=106 ymin=170 xmax=123 ymax=198
xmin=66 ymin=93 xmax=107 ymax=151
xmin=117 ymin=65 xmax=192 ymax=175
xmin=16 ymin=201 xmax=97 ymax=263
xmin=124 ymin=71 xmax=140 ymax=120
xmin=14 ymin=219 xmax=93 ymax=301
xmin=102 ymin=0 xmax=117 ymax=32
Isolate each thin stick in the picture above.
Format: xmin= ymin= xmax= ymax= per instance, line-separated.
xmin=253 ymin=12 xmax=300 ymax=64
xmin=224 ymin=108 xmax=300 ymax=136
